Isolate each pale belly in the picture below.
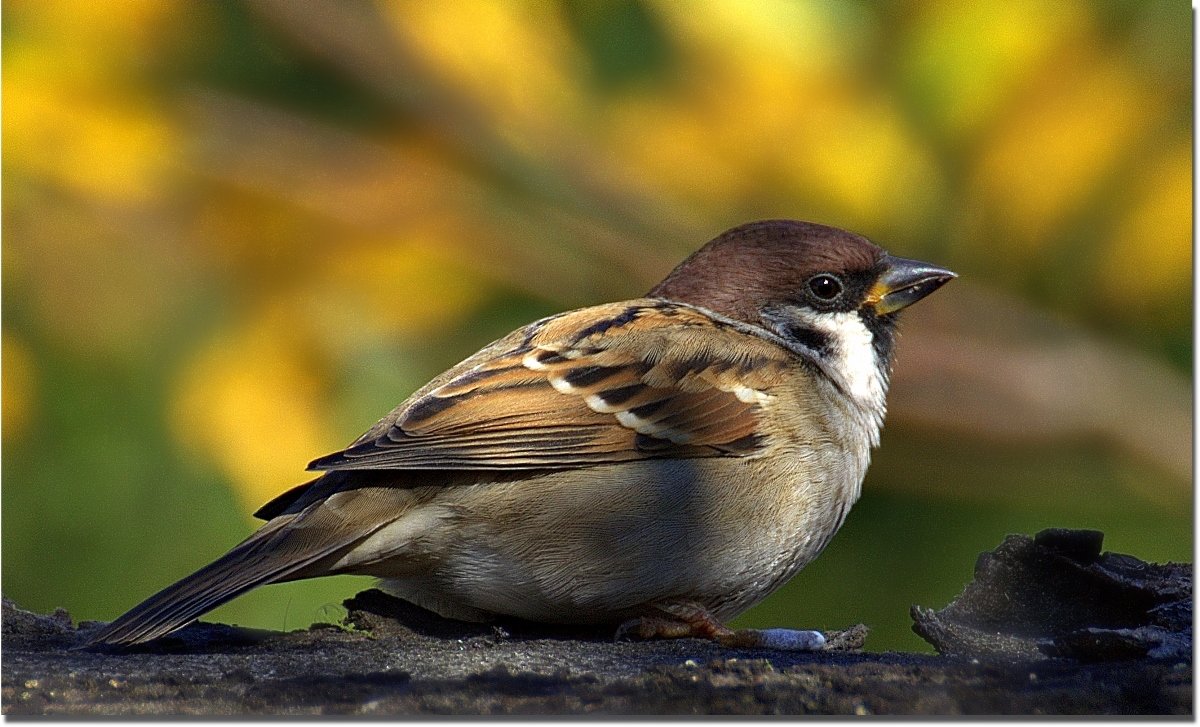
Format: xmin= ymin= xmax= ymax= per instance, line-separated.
xmin=371 ymin=452 xmax=863 ymax=624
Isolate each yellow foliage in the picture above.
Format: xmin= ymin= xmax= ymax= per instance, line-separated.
xmin=1098 ymin=139 xmax=1193 ymax=313
xmin=651 ymin=0 xmax=859 ymax=77
xmin=970 ymin=51 xmax=1157 ymax=248
xmin=606 ymin=6 xmax=938 ymax=232
xmin=384 ymin=0 xmax=586 ymax=135
xmin=2 ymin=0 xmax=178 ymax=202
xmin=2 ymin=334 xmax=37 ymax=441
xmin=776 ymin=89 xmax=940 ymax=233
xmin=902 ymin=0 xmax=1088 ymax=139
xmin=170 ymin=310 xmax=338 ymax=514
xmin=3 ymin=0 xmax=176 ymax=78
xmin=3 ymin=76 xmax=175 ymax=203
xmin=604 ymin=0 xmax=851 ymax=207
xmin=313 ymin=236 xmax=493 ymax=339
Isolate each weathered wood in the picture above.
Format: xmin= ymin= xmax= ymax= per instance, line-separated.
xmin=3 ymin=530 xmax=1191 ymax=716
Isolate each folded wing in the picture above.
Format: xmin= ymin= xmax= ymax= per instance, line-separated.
xmin=308 ymin=301 xmax=791 ymax=472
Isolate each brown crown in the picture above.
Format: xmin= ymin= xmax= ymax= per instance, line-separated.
xmin=648 ymin=220 xmax=885 ymax=325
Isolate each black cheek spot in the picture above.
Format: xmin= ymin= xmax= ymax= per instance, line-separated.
xmin=785 ymin=325 xmax=831 ymax=355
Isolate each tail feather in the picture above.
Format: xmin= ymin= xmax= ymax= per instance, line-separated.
xmin=83 ymin=519 xmax=362 ymax=648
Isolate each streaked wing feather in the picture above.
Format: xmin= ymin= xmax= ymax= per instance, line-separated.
xmin=309 ymin=301 xmax=789 ymax=472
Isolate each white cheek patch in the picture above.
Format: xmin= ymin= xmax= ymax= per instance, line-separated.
xmin=786 ymin=309 xmax=886 ymax=411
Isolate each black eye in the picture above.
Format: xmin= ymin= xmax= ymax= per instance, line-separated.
xmin=807 ymin=274 xmax=843 ymax=301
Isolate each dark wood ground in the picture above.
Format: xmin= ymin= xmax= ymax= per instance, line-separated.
xmin=3 ymin=530 xmax=1191 ymax=716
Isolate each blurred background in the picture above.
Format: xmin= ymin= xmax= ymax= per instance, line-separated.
xmin=2 ymin=0 xmax=1191 ymax=652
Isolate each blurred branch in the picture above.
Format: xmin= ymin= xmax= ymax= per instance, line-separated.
xmin=890 ymin=281 xmax=1191 ymax=497
xmin=245 ymin=0 xmax=707 ymax=258
xmin=180 ymin=91 xmax=671 ymax=304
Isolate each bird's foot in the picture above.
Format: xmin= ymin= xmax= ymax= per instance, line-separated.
xmin=615 ymin=601 xmax=826 ymax=651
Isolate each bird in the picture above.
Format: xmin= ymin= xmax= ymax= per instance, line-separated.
xmin=84 ymin=219 xmax=955 ymax=650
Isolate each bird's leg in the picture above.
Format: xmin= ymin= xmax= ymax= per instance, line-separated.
xmin=615 ymin=601 xmax=826 ymax=651
xmin=614 ymin=601 xmax=735 ymax=642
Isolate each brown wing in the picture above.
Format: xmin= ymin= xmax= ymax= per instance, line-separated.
xmin=308 ymin=301 xmax=792 ymax=472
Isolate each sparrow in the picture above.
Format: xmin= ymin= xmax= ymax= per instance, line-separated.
xmin=85 ymin=219 xmax=954 ymax=650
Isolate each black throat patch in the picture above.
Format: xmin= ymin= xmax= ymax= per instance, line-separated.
xmin=759 ymin=305 xmax=833 ymax=357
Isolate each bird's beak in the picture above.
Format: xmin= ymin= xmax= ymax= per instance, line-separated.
xmin=866 ymin=255 xmax=957 ymax=316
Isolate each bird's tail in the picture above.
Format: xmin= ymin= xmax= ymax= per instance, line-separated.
xmin=82 ymin=515 xmax=363 ymax=649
